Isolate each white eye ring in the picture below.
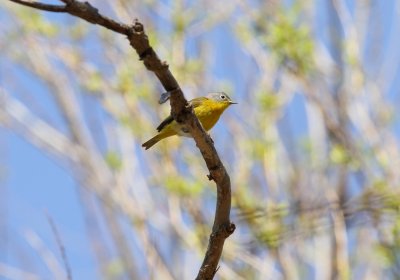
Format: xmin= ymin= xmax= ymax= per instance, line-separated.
xmin=220 ymin=95 xmax=226 ymax=99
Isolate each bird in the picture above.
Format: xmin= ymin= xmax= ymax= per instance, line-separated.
xmin=142 ymin=92 xmax=236 ymax=150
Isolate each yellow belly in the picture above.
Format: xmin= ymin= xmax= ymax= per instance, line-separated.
xmin=197 ymin=111 xmax=222 ymax=131
xmin=194 ymin=101 xmax=229 ymax=131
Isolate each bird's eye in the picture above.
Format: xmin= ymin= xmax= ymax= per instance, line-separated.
xmin=220 ymin=95 xmax=226 ymax=99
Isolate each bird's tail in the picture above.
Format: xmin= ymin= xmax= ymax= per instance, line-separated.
xmin=142 ymin=131 xmax=174 ymax=150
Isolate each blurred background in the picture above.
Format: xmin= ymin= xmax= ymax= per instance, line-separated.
xmin=1 ymin=0 xmax=400 ymax=279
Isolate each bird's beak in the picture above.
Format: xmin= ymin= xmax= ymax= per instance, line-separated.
xmin=229 ymin=101 xmax=238 ymax=104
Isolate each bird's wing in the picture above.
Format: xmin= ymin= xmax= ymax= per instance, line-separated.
xmin=156 ymin=115 xmax=174 ymax=132
xmin=156 ymin=97 xmax=209 ymax=132
xmin=189 ymin=97 xmax=208 ymax=108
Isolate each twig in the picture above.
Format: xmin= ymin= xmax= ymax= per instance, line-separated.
xmin=8 ymin=0 xmax=66 ymax=12
xmin=46 ymin=213 xmax=73 ymax=280
xmin=8 ymin=0 xmax=235 ymax=278
xmin=24 ymin=229 xmax=65 ymax=278
xmin=0 ymin=262 xmax=40 ymax=280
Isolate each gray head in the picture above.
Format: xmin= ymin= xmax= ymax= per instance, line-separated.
xmin=207 ymin=92 xmax=237 ymax=104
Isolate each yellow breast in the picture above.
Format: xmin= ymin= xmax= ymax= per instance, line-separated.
xmin=194 ymin=100 xmax=230 ymax=131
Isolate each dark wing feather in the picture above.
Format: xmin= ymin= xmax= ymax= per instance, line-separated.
xmin=156 ymin=115 xmax=174 ymax=132
xmin=156 ymin=97 xmax=208 ymax=132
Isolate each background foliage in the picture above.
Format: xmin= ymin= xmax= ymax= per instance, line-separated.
xmin=1 ymin=0 xmax=400 ymax=279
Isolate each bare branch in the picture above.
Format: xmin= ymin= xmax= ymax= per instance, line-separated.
xmin=8 ymin=0 xmax=67 ymax=12
xmin=127 ymin=20 xmax=236 ymax=279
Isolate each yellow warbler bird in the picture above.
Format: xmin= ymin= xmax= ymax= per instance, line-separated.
xmin=142 ymin=92 xmax=236 ymax=150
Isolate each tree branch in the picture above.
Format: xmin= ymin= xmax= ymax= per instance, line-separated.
xmin=8 ymin=0 xmax=67 ymax=12
xmin=8 ymin=0 xmax=235 ymax=278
